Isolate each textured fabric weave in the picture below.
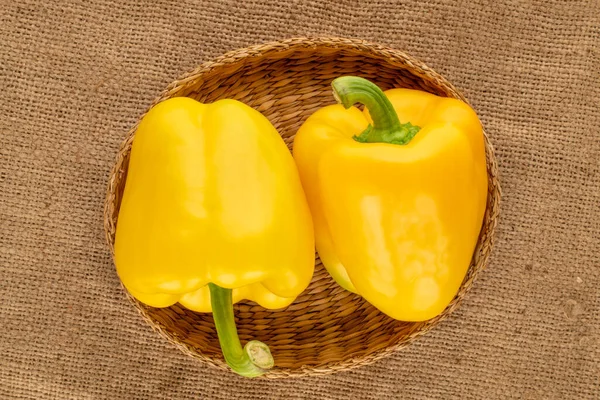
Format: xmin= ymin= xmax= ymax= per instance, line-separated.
xmin=1 ymin=0 xmax=599 ymax=398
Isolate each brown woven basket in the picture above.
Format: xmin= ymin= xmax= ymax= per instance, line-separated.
xmin=104 ymin=37 xmax=501 ymax=378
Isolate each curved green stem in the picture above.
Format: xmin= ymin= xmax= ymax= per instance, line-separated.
xmin=208 ymin=283 xmax=274 ymax=377
xmin=332 ymin=76 xmax=421 ymax=145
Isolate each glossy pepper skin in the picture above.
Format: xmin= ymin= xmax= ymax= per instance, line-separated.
xmin=293 ymin=77 xmax=487 ymax=322
xmin=114 ymin=97 xmax=314 ymax=377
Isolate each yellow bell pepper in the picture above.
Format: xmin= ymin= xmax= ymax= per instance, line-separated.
xmin=293 ymin=76 xmax=487 ymax=322
xmin=114 ymin=97 xmax=314 ymax=377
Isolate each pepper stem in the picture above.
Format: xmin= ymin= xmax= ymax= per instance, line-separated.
xmin=331 ymin=76 xmax=421 ymax=145
xmin=208 ymin=283 xmax=274 ymax=377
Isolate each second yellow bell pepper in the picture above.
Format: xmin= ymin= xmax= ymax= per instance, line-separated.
xmin=114 ymin=97 xmax=314 ymax=377
xmin=293 ymin=76 xmax=488 ymax=322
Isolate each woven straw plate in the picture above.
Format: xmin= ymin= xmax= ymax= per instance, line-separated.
xmin=104 ymin=37 xmax=500 ymax=378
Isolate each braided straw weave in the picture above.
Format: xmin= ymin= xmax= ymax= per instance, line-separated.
xmin=104 ymin=37 xmax=501 ymax=378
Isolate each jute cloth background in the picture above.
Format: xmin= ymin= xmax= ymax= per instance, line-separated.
xmin=1 ymin=0 xmax=598 ymax=398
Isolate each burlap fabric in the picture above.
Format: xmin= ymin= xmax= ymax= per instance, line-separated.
xmin=1 ymin=0 xmax=598 ymax=398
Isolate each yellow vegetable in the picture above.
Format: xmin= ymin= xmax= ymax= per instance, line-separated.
xmin=114 ymin=97 xmax=314 ymax=377
xmin=293 ymin=76 xmax=487 ymax=322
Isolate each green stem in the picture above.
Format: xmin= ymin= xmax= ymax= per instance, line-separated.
xmin=331 ymin=76 xmax=421 ymax=145
xmin=208 ymin=283 xmax=274 ymax=377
